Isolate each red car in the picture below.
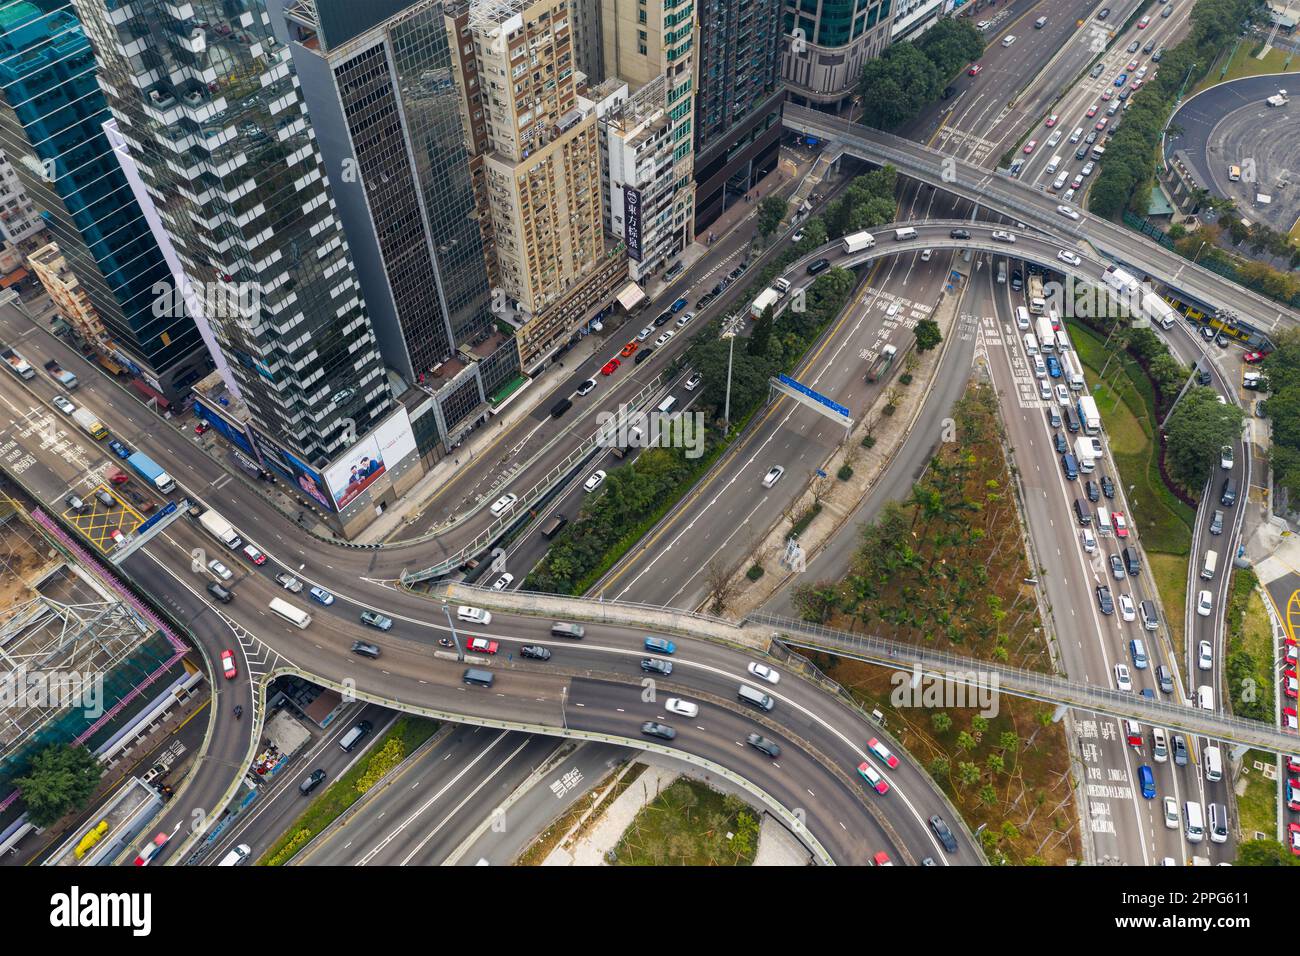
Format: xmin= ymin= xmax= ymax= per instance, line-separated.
xmin=221 ymin=649 xmax=237 ymax=680
xmin=467 ymin=637 xmax=500 ymax=655
xmin=243 ymin=543 xmax=267 ymax=566
xmin=1287 ymin=638 xmax=1298 ymax=666
xmin=1137 ymin=15 xmax=1150 ymax=27
xmin=873 ymin=851 xmax=893 ymax=866
xmin=868 ymin=737 xmax=900 ymax=769
xmin=620 ymin=341 xmax=638 ymax=358
xmin=601 ymin=358 xmax=620 ymax=376
xmin=1286 ymin=707 xmax=1299 ymax=732
xmin=195 ymin=421 xmax=211 ymax=435
xmin=968 ymin=63 xmax=983 ymax=76
xmin=1086 ymin=104 xmax=1099 ymax=117
xmin=107 ymin=468 xmax=129 ymax=485
xmin=1101 ymin=89 xmax=1114 ymax=101
xmin=1095 ymin=118 xmax=1108 ymax=131
xmin=133 ymin=831 xmax=170 ymax=866
xmin=1288 ymin=822 xmax=1300 ymax=857
xmin=1289 ymin=754 xmax=1300 ymax=774
xmin=1285 ymin=670 xmax=1299 ymax=699
xmin=1023 ymin=140 xmax=1038 ymax=154
xmin=857 ymin=762 xmax=890 ymax=794
xmin=1113 ymin=512 xmax=1129 ymax=538
xmin=1244 ymin=350 xmax=1269 ymax=364
xmin=1288 ymin=778 xmax=1300 ymax=812
xmin=1045 ymin=114 xmax=1058 ymax=127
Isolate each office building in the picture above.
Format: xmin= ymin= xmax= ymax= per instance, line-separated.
xmin=0 ymin=1 xmax=209 ymax=401
xmin=446 ymin=0 xmax=627 ymax=373
xmin=73 ymin=0 xmax=395 ymax=469
xmin=891 ymin=0 xmax=946 ymax=41
xmin=782 ymin=0 xmax=896 ymax=113
xmin=274 ymin=0 xmax=523 ymax=451
xmin=599 ymin=0 xmax=694 ymax=278
xmin=0 ymin=147 xmax=44 ymax=246
xmin=569 ymin=0 xmax=604 ymax=83
xmin=694 ymin=0 xmax=785 ymax=229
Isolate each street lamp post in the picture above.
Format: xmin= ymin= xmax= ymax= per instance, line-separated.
xmin=723 ymin=332 xmax=735 ymax=430
xmin=441 ymin=603 xmax=463 ymax=660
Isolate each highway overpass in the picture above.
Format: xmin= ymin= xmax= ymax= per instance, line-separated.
xmin=783 ymin=104 xmax=1300 ymax=338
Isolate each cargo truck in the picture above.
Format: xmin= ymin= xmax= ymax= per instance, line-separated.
xmin=198 ymin=508 xmax=243 ymax=550
xmin=1139 ymin=289 xmax=1178 ymax=329
xmin=841 ymin=231 xmax=876 ymax=254
xmin=1266 ymin=89 xmax=1289 ymax=107
xmin=2 ymin=347 xmax=35 ymax=380
xmin=1028 ymin=276 xmax=1045 ymax=315
xmin=1102 ymin=265 xmax=1140 ymax=298
xmin=1035 ymin=315 xmax=1056 ymax=353
xmin=1074 ymin=435 xmax=1098 ymax=472
xmin=71 ymin=406 xmax=108 ymax=440
xmin=42 ymin=360 xmax=78 ymax=390
xmin=1061 ymin=350 xmax=1085 ymax=390
xmin=126 ymin=451 xmax=176 ymax=494
xmin=750 ymin=287 xmax=781 ymax=319
xmin=866 ymin=344 xmax=898 ymax=383
xmin=1077 ymin=394 xmax=1101 ymax=434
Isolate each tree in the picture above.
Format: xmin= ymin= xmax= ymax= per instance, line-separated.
xmin=703 ymin=556 xmax=738 ymax=615
xmin=1235 ymin=839 xmax=1300 ymax=866
xmin=14 ymin=744 xmax=103 ymax=827
xmin=931 ymin=711 xmax=952 ymax=734
xmin=748 ymin=304 xmax=773 ymax=357
xmin=914 ymin=317 xmax=942 ymax=353
xmin=1147 ymin=353 xmax=1188 ymax=402
xmin=1164 ymin=387 xmax=1246 ymax=488
xmin=756 ymin=195 xmax=787 ymax=239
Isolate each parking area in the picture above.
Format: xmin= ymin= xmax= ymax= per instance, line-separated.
xmin=62 ymin=484 xmax=147 ymax=553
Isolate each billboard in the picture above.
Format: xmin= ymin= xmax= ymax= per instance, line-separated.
xmin=253 ymin=430 xmax=334 ymax=511
xmin=323 ymin=408 xmax=417 ymax=511
xmin=623 ymin=185 xmax=643 ymax=262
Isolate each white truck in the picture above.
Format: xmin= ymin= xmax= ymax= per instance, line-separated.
xmin=1266 ymin=89 xmax=1289 ymax=107
xmin=1139 ymin=289 xmax=1179 ymax=329
xmin=1035 ymin=315 xmax=1056 ymax=353
xmin=841 ymin=231 xmax=876 ymax=254
xmin=1077 ymin=394 xmax=1101 ymax=435
xmin=198 ymin=509 xmax=243 ymax=550
xmin=1074 ymin=435 xmax=1098 ymax=472
xmin=1061 ymin=350 xmax=1085 ymax=391
xmin=1028 ymin=275 xmax=1045 ymax=315
xmin=750 ymin=287 xmax=781 ymax=319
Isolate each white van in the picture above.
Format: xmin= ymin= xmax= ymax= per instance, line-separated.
xmin=1015 ymin=306 xmax=1031 ymax=330
xmin=1208 ymin=802 xmax=1228 ymax=844
xmin=218 ymin=844 xmax=252 ymax=866
xmin=1069 ymin=126 xmax=1084 ymax=144
xmin=1023 ymin=332 xmax=1039 ymax=355
xmin=894 ymin=226 xmax=918 ymax=240
xmin=489 ymin=493 xmax=518 ymax=516
xmin=1197 ymin=684 xmax=1214 ymax=711
xmin=1090 ymin=145 xmax=1106 ymax=159
xmin=1096 ymin=506 xmax=1112 ymax=535
xmin=1151 ymin=726 xmax=1168 ymax=762
xmin=1204 ymin=745 xmax=1222 ymax=782
xmin=1184 ymin=800 xmax=1204 ymax=843
xmin=1052 ymin=171 xmax=1069 ymax=191
xmin=1045 ymin=155 xmax=1062 ymax=175
xmin=1002 ymin=34 xmax=1017 ymax=47
xmin=458 ymin=605 xmax=492 ymax=626
xmin=1200 ymin=549 xmax=1218 ymax=580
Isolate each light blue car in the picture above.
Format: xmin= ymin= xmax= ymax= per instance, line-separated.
xmin=309 ymin=586 xmax=335 ymax=606
xmin=644 ymin=637 xmax=676 ymax=655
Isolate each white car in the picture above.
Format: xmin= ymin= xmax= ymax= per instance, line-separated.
xmin=583 ymin=470 xmax=607 ymax=493
xmin=52 ymin=395 xmax=77 ymax=415
xmin=1054 ymin=384 xmax=1070 ymax=405
xmin=1057 ymin=250 xmax=1082 ymax=266
xmin=1081 ymin=528 xmax=1097 ymax=553
xmin=791 ymin=228 xmax=805 ymax=242
xmin=207 ymin=559 xmax=233 ymax=582
xmin=920 ymin=249 xmax=932 ymax=262
xmin=577 ymin=378 xmax=597 ymax=397
xmin=1162 ymin=796 xmax=1179 ymax=829
xmin=636 ymin=326 xmax=653 ymax=341
xmin=491 ymin=572 xmax=514 ymax=591
xmin=1220 ymin=444 xmax=1233 ymax=470
xmin=761 ymin=465 xmax=784 ymax=489
xmin=886 ymin=302 xmax=902 ymax=317
xmin=1118 ymin=593 xmax=1136 ymax=622
xmin=747 ymin=661 xmax=780 ymax=684
xmin=490 ymin=492 xmax=518 ymax=516
xmin=1196 ymin=589 xmax=1213 ymax=617
xmin=676 ymin=312 xmax=694 ymax=328
xmin=1038 ymin=379 xmax=1052 ymax=401
xmin=1080 ymin=161 xmax=1096 ymax=176
xmin=1056 ymin=204 xmax=1080 ymax=220
xmin=990 ymin=230 xmax=1016 ymax=243
xmin=1197 ymin=639 xmax=1213 ymax=670
xmin=1114 ymin=663 xmax=1132 ymax=692
xmin=655 ymin=330 xmax=674 ymax=347
xmin=684 ymin=373 xmax=702 ymax=392
xmin=1062 ymin=187 xmax=1077 ymax=203
xmin=664 ymin=698 xmax=699 ymax=718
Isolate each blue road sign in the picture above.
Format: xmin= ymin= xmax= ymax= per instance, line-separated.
xmin=778 ymin=374 xmax=850 ymax=419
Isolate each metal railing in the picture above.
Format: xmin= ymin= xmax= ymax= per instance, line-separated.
xmin=747 ymin=611 xmax=1299 ymax=753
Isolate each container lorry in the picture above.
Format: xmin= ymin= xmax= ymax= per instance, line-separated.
xmin=126 ymin=451 xmax=176 ymax=494
xmin=198 ymin=509 xmax=243 ymax=549
xmin=1077 ymin=395 xmax=1101 ymax=434
xmin=866 ymin=344 xmax=898 ymax=383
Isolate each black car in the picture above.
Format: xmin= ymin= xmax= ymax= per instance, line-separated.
xmin=1209 ymin=509 xmax=1224 ymax=535
xmin=1047 ymin=407 xmax=1060 ymax=428
xmin=1096 ymin=585 xmax=1114 ymax=615
xmin=641 ymin=721 xmax=676 ymax=741
xmin=1098 ymin=6 xmax=1110 ymax=18
xmin=1075 ymin=145 xmax=1089 ymax=160
xmin=949 ymin=228 xmax=971 ymax=240
xmin=1100 ymin=474 xmax=1115 ymax=499
xmin=1053 ymin=432 xmax=1068 ymax=454
xmin=520 ymin=645 xmax=552 ymax=661
xmin=1127 ymin=39 xmax=1140 ymax=53
xmin=806 ymin=258 xmax=831 ymax=276
xmin=641 ymin=658 xmax=673 ymax=675
xmin=653 ymin=311 xmax=673 ymax=327
xmin=634 ymin=347 xmax=654 ymax=365
xmin=1215 ymin=333 xmax=1230 ymax=349
xmin=1010 ymin=269 xmax=1023 ymax=291
xmin=929 ymin=814 xmax=959 ymax=853
xmin=697 ymin=293 xmax=714 ymax=310
xmin=713 ymin=280 xmax=727 ymax=295
xmin=1156 ymin=665 xmax=1174 ymax=695
xmin=299 ymin=769 xmax=326 ymax=796
xmin=1196 ymin=368 xmax=1212 ymax=385
xmin=1085 ymin=479 xmax=1100 ymax=503
xmin=746 ymin=733 xmax=781 ymax=758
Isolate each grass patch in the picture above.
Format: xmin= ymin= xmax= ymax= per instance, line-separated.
xmin=1148 ymin=552 xmax=1190 ymax=659
xmin=257 ymin=716 xmax=439 ymax=865
xmin=610 ymin=777 xmax=760 ymax=866
xmin=514 ymin=760 xmax=640 ymax=865
xmin=1235 ymin=749 xmax=1279 ymax=840
xmin=1223 ymin=568 xmax=1275 ymax=721
xmin=1193 ymin=41 xmax=1299 ymax=93
xmin=1068 ymin=320 xmax=1194 ymax=556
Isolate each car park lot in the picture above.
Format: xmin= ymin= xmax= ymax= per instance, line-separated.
xmin=61 ymin=485 xmax=147 ymax=553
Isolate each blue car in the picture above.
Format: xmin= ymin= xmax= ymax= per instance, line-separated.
xmin=309 ymin=586 xmax=335 ymax=606
xmin=1047 ymin=355 xmax=1061 ymax=378
xmin=1114 ymin=73 xmax=1128 ymax=86
xmin=108 ymin=439 xmax=131 ymax=459
xmin=644 ymin=636 xmax=676 ymax=655
xmin=1137 ymin=764 xmax=1155 ymax=799
xmin=670 ymin=297 xmax=689 ymax=313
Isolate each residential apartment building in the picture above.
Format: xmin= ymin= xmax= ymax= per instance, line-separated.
xmin=782 ymin=0 xmax=897 ymax=113
xmin=0 ymin=147 xmax=44 ymax=246
xmin=0 ymin=1 xmax=209 ymax=401
xmin=274 ymin=0 xmax=523 ymax=452
xmin=890 ymin=0 xmax=946 ymax=41
xmin=599 ymin=0 xmax=694 ymax=278
xmin=446 ymin=0 xmax=627 ymax=373
xmin=693 ymin=0 xmax=785 ymax=230
xmin=73 ymin=0 xmax=395 ymax=471
xmin=27 ymin=241 xmax=109 ymax=345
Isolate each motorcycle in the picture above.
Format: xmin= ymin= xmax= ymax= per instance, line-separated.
xmin=233 ymin=705 xmax=243 ymax=719
xmin=438 ymin=638 xmax=454 ymax=648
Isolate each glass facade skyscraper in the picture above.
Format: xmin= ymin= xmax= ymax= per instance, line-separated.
xmin=0 ymin=0 xmax=209 ymax=400
xmin=71 ymin=0 xmax=393 ymax=466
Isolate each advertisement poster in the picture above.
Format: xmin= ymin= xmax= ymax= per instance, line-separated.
xmin=325 ymin=437 xmax=386 ymax=510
